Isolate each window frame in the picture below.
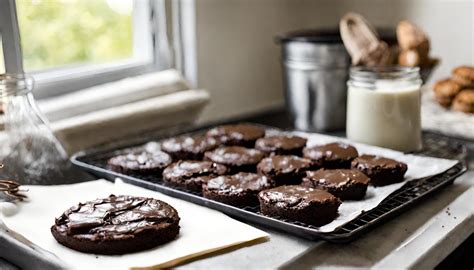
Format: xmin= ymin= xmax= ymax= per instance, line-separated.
xmin=0 ymin=0 xmax=173 ymax=99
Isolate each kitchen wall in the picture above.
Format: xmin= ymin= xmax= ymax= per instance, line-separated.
xmin=192 ymin=0 xmax=474 ymax=123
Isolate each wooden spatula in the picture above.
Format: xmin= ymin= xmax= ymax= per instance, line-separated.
xmin=340 ymin=12 xmax=391 ymax=67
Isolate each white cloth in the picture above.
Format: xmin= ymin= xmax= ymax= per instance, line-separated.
xmin=1 ymin=180 xmax=268 ymax=269
xmin=52 ymin=89 xmax=210 ymax=155
xmin=38 ymin=69 xmax=190 ymax=122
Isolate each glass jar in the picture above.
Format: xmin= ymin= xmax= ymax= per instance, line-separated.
xmin=346 ymin=66 xmax=422 ymax=152
xmin=0 ymin=73 xmax=68 ymax=184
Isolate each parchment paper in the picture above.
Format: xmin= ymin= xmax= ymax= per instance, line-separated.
xmin=1 ymin=180 xmax=268 ymax=269
xmin=288 ymin=130 xmax=459 ymax=232
xmin=145 ymin=129 xmax=459 ymax=233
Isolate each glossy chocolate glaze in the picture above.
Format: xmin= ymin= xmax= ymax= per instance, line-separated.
xmin=161 ymin=136 xmax=218 ymax=155
xmin=205 ymin=173 xmax=273 ymax=195
xmin=351 ymin=155 xmax=408 ymax=186
xmin=53 ymin=195 xmax=179 ymax=241
xmin=351 ymin=155 xmax=408 ymax=172
xmin=163 ymin=160 xmax=227 ymax=180
xmin=304 ymin=169 xmax=369 ymax=187
xmin=108 ymin=151 xmax=172 ymax=171
xmin=204 ymin=146 xmax=264 ymax=166
xmin=257 ymin=155 xmax=314 ymax=175
xmin=258 ymin=185 xmax=340 ymax=209
xmin=206 ymin=124 xmax=265 ymax=144
xmin=303 ymin=142 xmax=358 ymax=162
xmin=255 ymin=135 xmax=307 ymax=153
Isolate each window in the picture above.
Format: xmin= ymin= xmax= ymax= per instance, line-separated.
xmin=17 ymin=0 xmax=135 ymax=72
xmin=0 ymin=0 xmax=177 ymax=99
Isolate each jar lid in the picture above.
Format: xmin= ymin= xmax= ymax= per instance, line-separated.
xmin=276 ymin=28 xmax=396 ymax=67
xmin=276 ymin=28 xmax=396 ymax=44
xmin=276 ymin=29 xmax=342 ymax=44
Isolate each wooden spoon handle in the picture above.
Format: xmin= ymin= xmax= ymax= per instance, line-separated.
xmin=340 ymin=12 xmax=391 ymax=66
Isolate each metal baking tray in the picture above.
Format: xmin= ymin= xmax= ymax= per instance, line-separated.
xmin=70 ymin=124 xmax=468 ymax=243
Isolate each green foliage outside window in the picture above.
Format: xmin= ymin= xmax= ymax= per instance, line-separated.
xmin=16 ymin=0 xmax=133 ymax=72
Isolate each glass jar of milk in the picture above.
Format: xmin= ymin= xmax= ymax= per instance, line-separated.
xmin=346 ymin=66 xmax=422 ymax=152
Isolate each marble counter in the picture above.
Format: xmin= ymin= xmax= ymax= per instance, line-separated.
xmin=1 ymin=112 xmax=473 ymax=269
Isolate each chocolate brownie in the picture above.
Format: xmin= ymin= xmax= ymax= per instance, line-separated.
xmin=107 ymin=151 xmax=172 ymax=175
xmin=302 ymin=169 xmax=369 ymax=200
xmin=205 ymin=124 xmax=265 ymax=147
xmin=204 ymin=146 xmax=265 ymax=172
xmin=255 ymin=135 xmax=307 ymax=156
xmin=258 ymin=185 xmax=341 ymax=226
xmin=351 ymin=154 xmax=408 ymax=186
xmin=51 ymin=195 xmax=180 ymax=255
xmin=452 ymin=66 xmax=474 ymax=89
xmin=162 ymin=160 xmax=228 ymax=192
xmin=452 ymin=89 xmax=474 ymax=113
xmin=257 ymin=155 xmax=317 ymax=186
xmin=303 ymin=142 xmax=359 ymax=169
xmin=161 ymin=135 xmax=218 ymax=160
xmin=203 ymin=172 xmax=274 ymax=207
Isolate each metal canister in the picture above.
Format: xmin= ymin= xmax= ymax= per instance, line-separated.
xmin=277 ymin=30 xmax=351 ymax=132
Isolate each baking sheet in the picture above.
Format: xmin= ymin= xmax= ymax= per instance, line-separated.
xmin=266 ymin=130 xmax=459 ymax=232
xmin=72 ymin=126 xmax=461 ymax=236
xmin=1 ymin=180 xmax=268 ymax=269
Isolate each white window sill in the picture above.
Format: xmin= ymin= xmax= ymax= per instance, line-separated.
xmin=37 ymin=69 xmax=190 ymax=122
xmin=32 ymin=59 xmax=156 ymax=99
xmin=0 ymin=69 xmax=210 ymax=154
